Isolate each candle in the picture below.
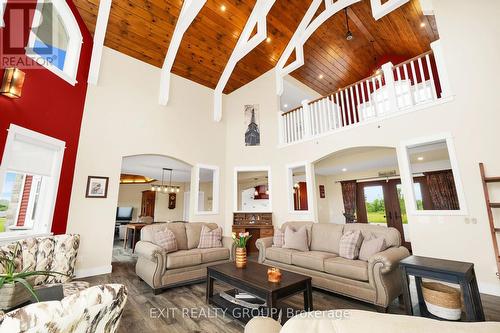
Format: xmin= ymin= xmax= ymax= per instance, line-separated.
xmin=267 ymin=267 xmax=282 ymax=283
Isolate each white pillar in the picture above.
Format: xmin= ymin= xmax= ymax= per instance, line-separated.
xmin=431 ymin=39 xmax=453 ymax=98
xmin=381 ymin=62 xmax=398 ymax=113
xmin=301 ymin=100 xmax=312 ymax=139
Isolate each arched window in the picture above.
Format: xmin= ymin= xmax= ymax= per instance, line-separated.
xmin=26 ymin=0 xmax=82 ymax=85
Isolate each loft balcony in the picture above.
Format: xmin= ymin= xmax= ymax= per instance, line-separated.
xmin=279 ymin=40 xmax=453 ymax=146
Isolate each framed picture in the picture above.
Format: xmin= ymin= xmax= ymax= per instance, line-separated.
xmin=244 ymin=104 xmax=260 ymax=146
xmin=85 ymin=176 xmax=109 ymax=198
xmin=319 ymin=185 xmax=326 ymax=198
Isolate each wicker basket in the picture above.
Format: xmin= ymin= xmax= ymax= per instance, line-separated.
xmin=421 ymin=282 xmax=462 ymax=320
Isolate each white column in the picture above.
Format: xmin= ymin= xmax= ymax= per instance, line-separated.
xmin=431 ymin=39 xmax=453 ymax=98
xmin=381 ymin=62 xmax=398 ymax=113
xmin=301 ymin=100 xmax=312 ymax=139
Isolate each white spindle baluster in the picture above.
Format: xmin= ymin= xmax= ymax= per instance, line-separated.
xmin=355 ymin=83 xmax=361 ymax=123
xmin=425 ymin=54 xmax=437 ymax=100
xmin=322 ymin=98 xmax=330 ymax=132
xmin=293 ymin=110 xmax=298 ymax=142
xmin=417 ymin=57 xmax=426 ymax=102
xmin=344 ymin=90 xmax=351 ymax=125
xmin=335 ymin=92 xmax=341 ymax=129
xmin=339 ymin=90 xmax=346 ymax=127
xmin=410 ymin=60 xmax=418 ymax=102
xmin=370 ymin=77 xmax=377 ymax=116
xmin=360 ymin=80 xmax=367 ymax=121
xmin=349 ymin=86 xmax=356 ymax=123
xmin=311 ymin=102 xmax=317 ymax=136
xmin=397 ymin=66 xmax=402 ymax=81
xmin=316 ymin=100 xmax=323 ymax=134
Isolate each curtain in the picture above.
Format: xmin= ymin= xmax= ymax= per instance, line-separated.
xmin=425 ymin=170 xmax=460 ymax=210
xmin=341 ymin=181 xmax=357 ymax=223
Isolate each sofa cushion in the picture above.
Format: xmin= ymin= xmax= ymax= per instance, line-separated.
xmin=154 ymin=229 xmax=178 ymax=253
xmin=339 ymin=230 xmax=364 ymax=260
xmin=291 ymin=251 xmax=338 ymax=272
xmin=185 ymin=222 xmax=219 ymax=249
xmin=359 ymin=235 xmax=387 ymax=261
xmin=324 ymin=257 xmax=369 ymax=282
xmin=344 ymin=223 xmax=401 ymax=248
xmin=198 ymin=226 xmax=223 ymax=249
xmin=166 ymin=223 xmax=189 ymax=250
xmin=310 ymin=223 xmax=344 ymax=254
xmin=283 ymin=226 xmax=309 ymax=252
xmin=272 ymin=229 xmax=285 ymax=248
xmin=166 ymin=250 xmax=202 ymax=269
xmin=280 ymin=222 xmax=313 ymax=246
xmin=265 ymin=248 xmax=299 ymax=265
xmin=197 ymin=248 xmax=230 ymax=264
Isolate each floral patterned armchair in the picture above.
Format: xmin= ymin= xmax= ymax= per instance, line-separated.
xmin=0 ymin=234 xmax=89 ymax=296
xmin=0 ymin=284 xmax=128 ymax=333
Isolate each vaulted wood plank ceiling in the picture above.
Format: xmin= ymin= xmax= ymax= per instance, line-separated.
xmin=74 ymin=0 xmax=438 ymax=96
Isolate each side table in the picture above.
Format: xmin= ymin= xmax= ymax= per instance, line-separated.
xmin=399 ymin=255 xmax=484 ymax=322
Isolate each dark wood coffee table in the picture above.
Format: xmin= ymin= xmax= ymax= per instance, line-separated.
xmin=206 ymin=261 xmax=312 ymax=323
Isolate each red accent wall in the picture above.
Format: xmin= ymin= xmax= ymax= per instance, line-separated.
xmin=0 ymin=1 xmax=93 ymax=234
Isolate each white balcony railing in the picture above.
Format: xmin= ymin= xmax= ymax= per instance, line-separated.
xmin=279 ymin=40 xmax=452 ymax=146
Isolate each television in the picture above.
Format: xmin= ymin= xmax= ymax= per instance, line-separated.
xmin=116 ymin=207 xmax=133 ymax=221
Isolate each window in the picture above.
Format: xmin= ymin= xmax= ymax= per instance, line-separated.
xmin=0 ymin=124 xmax=65 ymax=240
xmin=26 ymin=0 xmax=82 ymax=85
xmin=234 ymin=167 xmax=272 ymax=212
xmin=194 ymin=164 xmax=219 ymax=215
xmin=399 ymin=133 xmax=467 ymax=215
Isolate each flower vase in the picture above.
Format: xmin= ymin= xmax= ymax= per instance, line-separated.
xmin=235 ymin=247 xmax=247 ymax=268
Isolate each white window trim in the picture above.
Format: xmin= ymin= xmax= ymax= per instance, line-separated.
xmin=25 ymin=0 xmax=83 ymax=85
xmin=194 ymin=164 xmax=220 ymax=215
xmin=233 ymin=166 xmax=272 ymax=213
xmin=397 ymin=132 xmax=468 ymax=216
xmin=0 ymin=0 xmax=6 ymax=27
xmin=0 ymin=124 xmax=65 ymax=242
xmin=286 ymin=161 xmax=313 ymax=217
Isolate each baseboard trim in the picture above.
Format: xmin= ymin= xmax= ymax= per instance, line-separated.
xmin=75 ymin=265 xmax=112 ymax=279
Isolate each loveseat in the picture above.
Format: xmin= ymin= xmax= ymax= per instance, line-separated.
xmin=244 ymin=310 xmax=500 ymax=333
xmin=256 ymin=222 xmax=410 ymax=310
xmin=0 ymin=284 xmax=128 ymax=333
xmin=0 ymin=234 xmax=89 ymax=297
xmin=135 ymin=222 xmax=233 ymax=293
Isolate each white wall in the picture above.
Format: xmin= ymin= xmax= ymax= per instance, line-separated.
xmin=222 ymin=0 xmax=500 ymax=295
xmin=66 ymin=47 xmax=226 ymax=277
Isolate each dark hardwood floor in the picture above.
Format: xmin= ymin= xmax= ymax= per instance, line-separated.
xmin=80 ymin=241 xmax=500 ymax=333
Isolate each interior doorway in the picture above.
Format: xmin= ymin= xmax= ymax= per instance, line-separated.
xmin=314 ymin=146 xmax=412 ymax=252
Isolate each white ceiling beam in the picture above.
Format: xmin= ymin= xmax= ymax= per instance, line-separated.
xmin=159 ymin=0 xmax=206 ymax=106
xmin=276 ymin=0 xmax=410 ymax=95
xmin=370 ymin=0 xmax=409 ymax=20
xmin=88 ymin=0 xmax=112 ymax=85
xmin=275 ymin=0 xmax=361 ymax=96
xmin=0 ymin=0 xmax=6 ymax=27
xmin=213 ymin=0 xmax=276 ymax=122
xmin=419 ymin=0 xmax=434 ymax=15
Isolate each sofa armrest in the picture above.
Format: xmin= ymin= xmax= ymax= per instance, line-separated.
xmin=135 ymin=241 xmax=166 ymax=262
xmin=255 ymin=237 xmax=273 ymax=263
xmin=368 ymin=246 xmax=410 ymax=307
xmin=368 ymin=246 xmax=410 ymax=274
xmin=222 ymin=236 xmax=236 ymax=261
xmin=245 ymin=316 xmax=282 ymax=333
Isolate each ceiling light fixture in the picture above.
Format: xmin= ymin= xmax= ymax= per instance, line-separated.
xmin=283 ymin=104 xmax=288 ymax=108
xmin=151 ymin=168 xmax=180 ymax=193
xmin=342 ymin=168 xmax=348 ymax=172
xmin=344 ymin=8 xmax=353 ymax=41
xmin=220 ymin=4 xmax=226 ymax=11
xmin=266 ymin=37 xmax=271 ymax=43
xmin=420 ymin=22 xmax=426 ymax=28
xmin=417 ymin=156 xmax=424 ymax=161
xmin=318 ymin=74 xmax=324 ymax=79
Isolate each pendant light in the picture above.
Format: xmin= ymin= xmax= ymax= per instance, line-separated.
xmin=151 ymin=168 xmax=180 ymax=193
xmin=344 ymin=8 xmax=353 ymax=41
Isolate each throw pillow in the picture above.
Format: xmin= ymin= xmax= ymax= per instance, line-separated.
xmin=154 ymin=229 xmax=178 ymax=253
xmin=198 ymin=226 xmax=223 ymax=249
xmin=283 ymin=226 xmax=309 ymax=252
xmin=272 ymin=229 xmax=285 ymax=248
xmin=339 ymin=230 xmax=364 ymax=260
xmin=359 ymin=235 xmax=387 ymax=261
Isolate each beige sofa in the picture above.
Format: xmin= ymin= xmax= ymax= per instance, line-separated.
xmin=256 ymin=222 xmax=410 ymax=310
xmin=245 ymin=310 xmax=500 ymax=333
xmin=135 ymin=222 xmax=233 ymax=293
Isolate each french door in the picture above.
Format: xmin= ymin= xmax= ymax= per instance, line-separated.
xmin=356 ymin=180 xmax=412 ymax=251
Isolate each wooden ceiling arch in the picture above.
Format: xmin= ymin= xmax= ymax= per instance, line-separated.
xmin=74 ymin=0 xmax=438 ymax=100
